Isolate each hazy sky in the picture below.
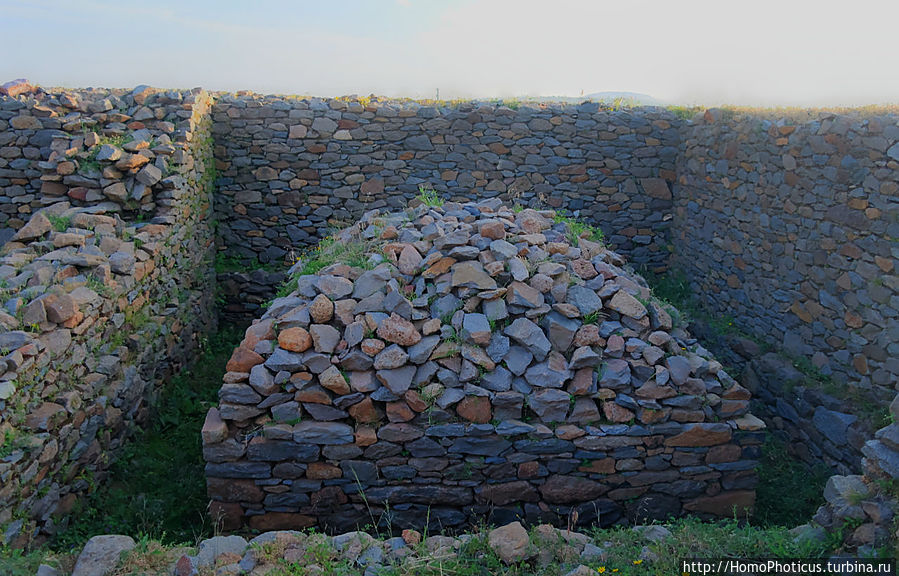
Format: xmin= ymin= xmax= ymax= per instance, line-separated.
xmin=3 ymin=0 xmax=898 ymax=106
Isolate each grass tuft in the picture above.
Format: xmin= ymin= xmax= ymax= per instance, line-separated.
xmin=416 ymin=185 xmax=444 ymax=208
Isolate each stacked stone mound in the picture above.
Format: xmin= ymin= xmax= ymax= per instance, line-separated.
xmin=204 ymin=198 xmax=764 ymax=533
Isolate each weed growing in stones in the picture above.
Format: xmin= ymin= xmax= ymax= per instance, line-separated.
xmin=552 ymin=212 xmax=605 ymax=246
xmin=46 ymin=214 xmax=71 ymax=233
xmin=51 ymin=324 xmax=246 ymax=550
xmin=0 ymin=428 xmax=20 ymax=458
xmin=415 ymin=185 xmax=444 ymax=208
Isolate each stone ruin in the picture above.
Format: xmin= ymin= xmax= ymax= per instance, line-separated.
xmin=203 ymin=198 xmax=764 ymax=533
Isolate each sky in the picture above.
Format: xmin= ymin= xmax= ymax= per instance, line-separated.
xmin=2 ymin=0 xmax=898 ymax=106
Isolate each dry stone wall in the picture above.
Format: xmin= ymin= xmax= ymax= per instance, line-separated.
xmin=674 ymin=109 xmax=898 ymax=390
xmin=210 ymin=95 xmax=680 ymax=316
xmin=2 ymin=81 xmax=897 ymax=539
xmin=673 ymin=110 xmax=899 ymax=471
xmin=0 ymin=85 xmax=217 ymax=546
xmin=203 ymin=200 xmax=762 ymax=533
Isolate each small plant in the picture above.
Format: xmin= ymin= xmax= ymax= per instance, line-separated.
xmin=0 ymin=429 xmax=20 ymax=458
xmin=415 ymin=185 xmax=444 ymax=208
xmin=46 ymin=214 xmax=71 ymax=233
xmin=553 ymin=212 xmax=605 ymax=245
xmin=582 ymin=311 xmax=601 ymax=325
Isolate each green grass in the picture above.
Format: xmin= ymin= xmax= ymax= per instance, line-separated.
xmin=754 ymin=434 xmax=830 ymax=527
xmin=552 ymin=212 xmax=604 ymax=246
xmin=0 ymin=428 xmax=20 ymax=458
xmin=0 ymin=545 xmax=59 ymax=576
xmin=198 ymin=517 xmax=830 ymax=576
xmin=416 ymin=185 xmax=444 ymax=208
xmin=582 ymin=311 xmax=601 ymax=325
xmin=273 ymin=230 xmax=378 ymax=302
xmin=51 ymin=325 xmax=246 ymax=551
xmin=46 ymin=214 xmax=71 ymax=233
xmin=299 ymin=233 xmax=375 ymax=276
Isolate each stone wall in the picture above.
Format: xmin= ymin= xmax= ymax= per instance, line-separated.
xmin=674 ymin=109 xmax=898 ymax=390
xmin=210 ymin=95 xmax=680 ymax=316
xmin=672 ymin=109 xmax=899 ymax=472
xmin=203 ymin=200 xmax=762 ymax=534
xmin=0 ymin=85 xmax=217 ymax=546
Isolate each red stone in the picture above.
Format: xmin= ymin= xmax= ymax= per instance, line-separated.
xmin=248 ymin=512 xmax=316 ymax=530
xmin=456 ymin=396 xmax=491 ymax=424
xmin=349 ymin=397 xmax=381 ymax=424
xmin=307 ymin=462 xmax=342 ymax=479
xmin=0 ymin=79 xmax=33 ymax=97
xmin=386 ymin=401 xmax=415 ymax=422
xmin=226 ymin=346 xmax=264 ymax=373
xmin=377 ymin=313 xmax=421 ymax=346
xmin=578 ymin=458 xmax=616 ymax=474
xmin=602 ymin=401 xmax=635 ymax=423
xmin=664 ymin=424 xmax=732 ymax=447
xmin=311 ymin=486 xmax=349 ymax=510
xmin=206 ymin=478 xmax=263 ymax=502
xmin=278 ymin=327 xmax=312 ymax=352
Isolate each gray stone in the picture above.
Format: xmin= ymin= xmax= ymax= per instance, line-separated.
xmin=406 ymin=134 xmax=434 ymax=151
xmin=265 ymin=348 xmax=306 ymax=372
xmin=525 ymin=355 xmax=571 ymax=388
xmin=823 ymin=475 xmax=869 ymax=506
xmin=462 ymin=313 xmax=491 ymax=345
xmin=72 ymin=535 xmax=136 ymax=576
xmin=481 ymin=365 xmax=513 ymax=392
xmin=487 ymin=333 xmax=511 ymax=363
xmin=451 ymin=261 xmax=497 ymax=290
xmin=599 ymin=359 xmax=630 ymax=389
xmin=544 ymin=311 xmax=580 ymax=351
xmin=377 ymin=365 xmax=417 ymax=395
xmin=529 ymin=388 xmax=571 ymax=422
xmin=374 ymin=344 xmax=409 ymax=370
xmin=504 ymin=318 xmax=551 ymax=361
xmin=570 ymin=346 xmax=602 ymax=369
xmin=318 ymin=275 xmax=354 ymax=299
xmin=490 ymin=239 xmax=519 ymax=259
xmin=450 ymin=436 xmax=512 ymax=455
xmin=666 ymin=356 xmax=691 ymax=385
xmin=312 ymin=117 xmax=338 ymax=134
xmin=353 ymin=267 xmax=391 ymax=299
xmin=813 ymin=407 xmax=857 ymax=446
xmin=503 ymin=345 xmax=533 ymax=376
xmin=309 ymin=324 xmax=341 ymax=354
xmin=293 ymin=421 xmax=354 ymax=444
xmin=195 ymin=535 xmax=248 ymax=568
xmin=567 ymin=286 xmax=603 ymax=316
